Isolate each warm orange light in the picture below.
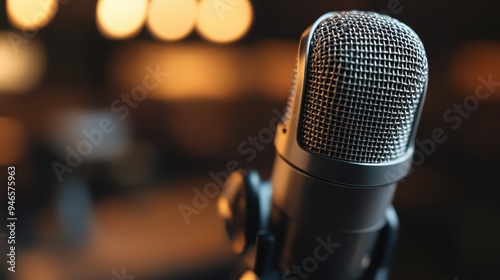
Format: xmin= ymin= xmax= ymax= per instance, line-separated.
xmin=0 ymin=31 xmax=45 ymax=93
xmin=158 ymin=46 xmax=239 ymax=99
xmin=109 ymin=40 xmax=298 ymax=101
xmin=449 ymin=42 xmax=500 ymax=101
xmin=0 ymin=117 xmax=27 ymax=165
xmin=111 ymin=43 xmax=240 ymax=100
xmin=6 ymin=0 xmax=58 ymax=30
xmin=196 ymin=0 xmax=253 ymax=43
xmin=252 ymin=41 xmax=298 ymax=101
xmin=218 ymin=197 xmax=232 ymax=220
xmin=96 ymin=0 xmax=148 ymax=39
xmin=240 ymin=270 xmax=259 ymax=280
xmin=147 ymin=0 xmax=198 ymax=41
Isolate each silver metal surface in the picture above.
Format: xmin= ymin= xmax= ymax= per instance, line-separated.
xmin=297 ymin=11 xmax=428 ymax=163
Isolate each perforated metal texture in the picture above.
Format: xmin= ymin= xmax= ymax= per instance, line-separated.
xmin=284 ymin=60 xmax=298 ymax=124
xmin=299 ymin=11 xmax=428 ymax=163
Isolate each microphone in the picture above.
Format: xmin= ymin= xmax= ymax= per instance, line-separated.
xmin=220 ymin=11 xmax=428 ymax=280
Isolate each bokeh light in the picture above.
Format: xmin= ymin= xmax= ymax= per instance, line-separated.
xmin=240 ymin=270 xmax=259 ymax=280
xmin=196 ymin=0 xmax=253 ymax=43
xmin=449 ymin=42 xmax=500 ymax=102
xmin=147 ymin=0 xmax=198 ymax=41
xmin=110 ymin=42 xmax=241 ymax=100
xmin=251 ymin=41 xmax=297 ymax=101
xmin=157 ymin=46 xmax=239 ymax=99
xmin=110 ymin=40 xmax=297 ymax=102
xmin=0 ymin=31 xmax=46 ymax=94
xmin=49 ymin=111 xmax=131 ymax=161
xmin=6 ymin=0 xmax=58 ymax=30
xmin=0 ymin=117 xmax=27 ymax=165
xmin=96 ymin=0 xmax=148 ymax=39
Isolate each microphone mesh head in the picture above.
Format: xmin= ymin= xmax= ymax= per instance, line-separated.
xmin=299 ymin=11 xmax=428 ymax=163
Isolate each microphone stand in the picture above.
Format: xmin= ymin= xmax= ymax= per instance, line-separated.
xmin=220 ymin=170 xmax=399 ymax=280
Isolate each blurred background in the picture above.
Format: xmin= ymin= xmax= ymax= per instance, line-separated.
xmin=0 ymin=0 xmax=499 ymax=279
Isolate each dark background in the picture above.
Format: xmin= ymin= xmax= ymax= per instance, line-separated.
xmin=0 ymin=0 xmax=499 ymax=279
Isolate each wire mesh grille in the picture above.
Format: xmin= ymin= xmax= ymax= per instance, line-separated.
xmin=299 ymin=11 xmax=428 ymax=163
xmin=284 ymin=59 xmax=298 ymax=123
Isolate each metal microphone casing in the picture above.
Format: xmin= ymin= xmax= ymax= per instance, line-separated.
xmin=271 ymin=11 xmax=428 ymax=279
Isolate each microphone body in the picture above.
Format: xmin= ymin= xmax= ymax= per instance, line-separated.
xmin=220 ymin=11 xmax=428 ymax=280
xmin=268 ymin=11 xmax=427 ymax=279
xmin=271 ymin=156 xmax=395 ymax=279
